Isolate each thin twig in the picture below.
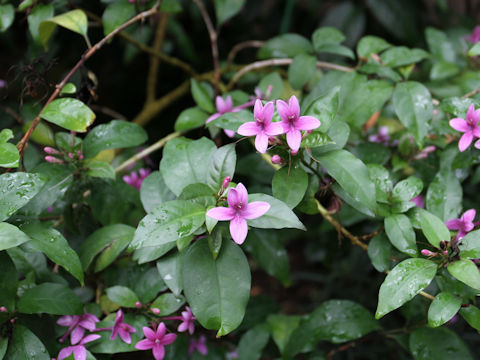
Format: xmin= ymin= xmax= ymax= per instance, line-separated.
xmin=192 ymin=0 xmax=220 ymax=95
xmin=227 ymin=58 xmax=354 ymax=90
xmin=89 ymin=105 xmax=127 ymax=120
xmin=227 ymin=40 xmax=264 ymax=65
xmin=17 ymin=1 xmax=162 ymax=158
xmin=146 ymin=13 xmax=169 ymax=104
xmin=463 ymin=86 xmax=480 ymax=98
xmin=115 ymin=131 xmax=182 ymax=173
xmin=0 ymin=105 xmax=24 ymax=124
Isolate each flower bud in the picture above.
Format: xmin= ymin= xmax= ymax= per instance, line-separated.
xmin=290 ymin=149 xmax=298 ymax=156
xmin=45 ymin=156 xmax=64 ymax=164
xmin=44 ymin=147 xmax=61 ymax=155
xmin=135 ymin=301 xmax=142 ymax=308
xmin=222 ymin=176 xmax=231 ymax=189
xmin=271 ymin=155 xmax=282 ymax=164
xmin=0 ymin=306 xmax=7 ymax=313
xmin=443 ymin=250 xmax=449 ymax=256
xmin=151 ymin=308 xmax=161 ymax=315
xmin=77 ymin=150 xmax=84 ymax=160
xmin=421 ymin=249 xmax=434 ymax=256
xmin=68 ymin=153 xmax=74 ymax=159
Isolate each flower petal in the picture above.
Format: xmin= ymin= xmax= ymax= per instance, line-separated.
xmin=253 ymin=99 xmax=263 ymax=120
xmin=255 ymin=132 xmax=269 ymax=153
xmin=57 ymin=315 xmax=75 ymax=326
xmin=235 ymin=183 xmax=249 ymax=205
xmin=135 ymin=339 xmax=154 ymax=350
xmin=296 ymin=116 xmax=321 ymax=130
xmin=58 ymin=347 xmax=73 ymax=360
xmin=445 ymin=219 xmax=462 ymax=230
xmin=143 ymin=326 xmax=156 ymax=341
xmin=153 ymin=344 xmax=165 ymax=360
xmin=71 ymin=326 xmax=85 ymax=345
xmin=288 ymin=95 xmax=300 ymax=119
xmin=462 ymin=209 xmax=476 ymax=224
xmin=156 ymin=322 xmax=166 ymax=338
xmin=276 ymin=100 xmax=289 ymax=121
xmin=458 ymin=131 xmax=474 ymax=152
xmin=475 ymin=139 xmax=480 ymax=149
xmin=237 ymin=122 xmax=260 ymax=136
xmin=80 ymin=334 xmax=101 ymax=345
xmin=449 ymin=118 xmax=469 ymax=132
xmin=227 ymin=188 xmax=239 ymax=208
xmin=286 ymin=130 xmax=302 ymax=152
xmin=241 ymin=201 xmax=270 ymax=219
xmin=206 ymin=113 xmax=220 ymax=124
xmin=224 ymin=129 xmax=235 ymax=138
xmin=216 ymin=96 xmax=227 ymax=113
xmin=161 ymin=333 xmax=177 ymax=345
xmin=467 ymin=104 xmax=476 ymax=123
xmin=225 ymin=96 xmax=233 ymax=111
xmin=178 ymin=322 xmax=188 ymax=332
xmin=73 ymin=345 xmax=87 ymax=360
xmin=264 ymin=121 xmax=284 ymax=136
xmin=119 ymin=328 xmax=132 ymax=344
xmin=206 ymin=207 xmax=235 ymax=220
xmin=230 ymin=216 xmax=248 ymax=244
xmin=263 ymin=101 xmax=274 ymax=122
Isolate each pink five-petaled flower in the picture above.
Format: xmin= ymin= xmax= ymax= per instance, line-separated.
xmin=410 ymin=195 xmax=424 ymax=209
xmin=276 ymin=95 xmax=320 ymax=152
xmin=135 ymin=323 xmax=177 ymax=360
xmin=58 ymin=334 xmax=101 ymax=360
xmin=123 ymin=168 xmax=151 ymax=190
xmin=178 ymin=306 xmax=195 ymax=335
xmin=449 ymin=104 xmax=480 ymax=152
xmin=368 ymin=126 xmax=390 ymax=145
xmin=206 ymin=96 xmax=241 ymax=138
xmin=57 ymin=312 xmax=99 ymax=345
xmin=446 ymin=209 xmax=476 ymax=242
xmin=206 ymin=183 xmax=270 ymax=244
xmin=189 ymin=335 xmax=208 ymax=356
xmin=237 ymin=100 xmax=284 ymax=153
xmin=110 ymin=310 xmax=136 ymax=344
xmin=466 ymin=26 xmax=480 ymax=43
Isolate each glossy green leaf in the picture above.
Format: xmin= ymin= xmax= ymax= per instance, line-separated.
xmin=102 ymin=1 xmax=135 ymax=36
xmin=27 ymin=3 xmax=54 ymax=43
xmin=430 ymin=61 xmax=459 ymax=81
xmin=39 ymin=9 xmax=88 ymax=48
xmin=60 ymin=82 xmax=77 ymax=95
xmin=0 ymin=251 xmax=17 ymax=312
xmin=206 ymin=144 xmax=236 ymax=191
xmin=237 ymin=324 xmax=270 ymax=360
xmin=384 ymin=214 xmax=417 ymax=256
xmin=5 ymin=326 xmax=49 ymax=360
xmin=178 ymin=183 xmax=216 ymax=208
xmin=391 ymin=176 xmax=423 ymax=213
xmin=191 ymin=79 xmax=214 ymax=113
xmin=367 ymin=233 xmax=392 ymax=272
xmin=272 ymin=165 xmax=308 ymax=209
xmin=304 ymin=86 xmax=340 ymax=132
xmin=468 ymin=42 xmax=480 ymax=57
xmin=458 ymin=230 xmax=480 ymax=259
xmin=0 ymin=337 xmax=7 ymax=360
xmin=156 ymin=252 xmax=183 ymax=296
xmin=106 ymin=285 xmax=139 ymax=308
xmin=459 ymin=305 xmax=480 ymax=332
xmin=409 ymin=327 xmax=473 ymax=360
xmin=316 ymin=149 xmax=376 ymax=211
xmin=380 ymin=46 xmax=429 ymax=67
xmin=40 ymin=98 xmax=95 ymax=132
xmin=83 ymin=120 xmax=147 ymax=158
xmin=257 ymin=33 xmax=313 ymax=59
xmin=356 ymin=35 xmax=391 ymax=58
xmin=206 ymin=109 xmax=252 ymax=132
xmin=18 ymin=283 xmax=83 ymax=315
xmin=140 ymin=170 xmax=176 ymax=213
xmin=425 ymin=27 xmax=456 ymax=62
xmin=375 ymin=258 xmax=437 ymax=319
xmin=359 ymin=63 xmax=402 ymax=82
xmin=22 ymin=120 xmax=55 ymax=147
xmin=85 ymin=160 xmax=115 ymax=179
xmin=393 ymin=81 xmax=432 ymax=144
xmin=312 ymin=27 xmax=345 ymax=48
xmin=288 ymin=53 xmax=317 ymax=89
xmin=267 ymin=314 xmax=301 ymax=354
xmin=0 ymin=4 xmax=14 ymax=32
xmin=0 ymin=172 xmax=46 ymax=221
xmin=0 ymin=129 xmax=19 ymax=168
xmin=440 ymin=97 xmax=480 ymax=118
xmin=174 ymin=106 xmax=208 ymax=131
xmin=131 ymin=199 xmax=206 ymax=252
xmin=426 ymin=169 xmax=462 ymax=222
xmin=214 ymin=0 xmax=245 ymax=24
xmin=247 ymin=193 xmax=305 ymax=230
xmin=79 ymin=224 xmax=135 ymax=272
xmin=150 ymin=293 xmax=185 ymax=316
xmin=160 ymin=137 xmax=216 ymax=195
xmin=207 ymin=226 xmax=223 ymax=259
xmin=21 ymin=222 xmax=84 ymax=285
xmin=0 ymin=222 xmax=31 ymax=251
xmin=428 ymin=292 xmax=462 ymax=327
xmin=447 ymin=260 xmax=480 ymax=290
xmin=420 ymin=210 xmax=451 ymax=248
xmin=367 ymin=164 xmax=392 ymax=204
xmin=182 ymin=239 xmax=251 ymax=337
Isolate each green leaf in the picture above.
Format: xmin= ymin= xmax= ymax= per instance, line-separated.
xmin=21 ymin=222 xmax=84 ymax=285
xmin=380 ymin=46 xmax=429 ymax=67
xmin=468 ymin=42 xmax=480 ymax=57
xmin=214 ymin=0 xmax=245 ymax=24
xmin=206 ymin=144 xmax=236 ymax=191
xmin=102 ymin=1 xmax=135 ymax=36
xmin=156 ymin=252 xmax=183 ymax=296
xmin=159 ymin=0 xmax=183 ymax=13
xmin=425 ymin=27 xmax=456 ymax=63
xmin=0 ymin=223 xmax=31 ymax=251
xmin=447 ymin=259 xmax=480 ymax=290
xmin=106 ymin=285 xmax=139 ymax=308
xmin=206 ymin=109 xmax=252 ymax=132
xmin=207 ymin=226 xmax=223 ymax=259
xmin=160 ymin=137 xmax=217 ymax=196
xmin=257 ymin=33 xmax=313 ymax=59
xmin=247 ymin=194 xmax=305 ymax=230
xmin=393 ymin=81 xmax=432 ymax=144
xmin=459 ymin=305 xmax=480 ymax=332
xmin=5 ymin=326 xmax=49 ymax=360
xmin=131 ymin=199 xmax=206 ymax=251
xmin=391 ymin=176 xmax=423 ymax=213
xmin=28 ymin=4 xmax=54 ymax=44
xmin=458 ymin=230 xmax=480 ymax=259
xmin=0 ymin=172 xmax=46 ymax=221
xmin=78 ymin=224 xmax=135 ymax=271
xmin=191 ymin=79 xmax=214 ymax=113
xmin=0 ymin=130 xmax=19 ymax=168
xmin=375 ymin=258 xmax=437 ymax=319
xmin=409 ymin=327 xmax=473 ymax=360
xmin=367 ymin=164 xmax=392 ymax=204
xmin=40 ymin=98 xmax=95 ymax=132
xmin=258 ymin=72 xmax=283 ymax=99
xmin=237 ymin=324 xmax=270 ymax=360
xmin=0 ymin=337 xmax=7 ymax=360
xmin=272 ymin=165 xmax=308 ymax=209
xmin=267 ymin=314 xmax=301 ymax=354
xmin=83 ymin=120 xmax=147 ymax=158
xmin=288 ymin=53 xmax=317 ymax=90
xmin=316 ymin=149 xmax=376 ymax=211
xmin=430 ymin=61 xmax=459 ymax=81
xmin=140 ymin=170 xmax=176 ymax=213
xmin=0 ymin=4 xmax=14 ymax=32
xmin=356 ymin=35 xmax=391 ymax=58
xmin=18 ymin=283 xmax=83 ymax=315
xmin=85 ymin=160 xmax=115 ymax=179
xmin=60 ymin=82 xmax=77 ymax=95
xmin=440 ymin=97 xmax=480 ymax=118
xmin=428 ymin=292 xmax=462 ymax=327
xmin=359 ymin=63 xmax=402 ymax=82
xmin=150 ymin=293 xmax=185 ymax=316
xmin=367 ymin=233 xmax=392 ymax=272
xmin=304 ymin=86 xmax=340 ymax=132
xmin=182 ymin=238 xmax=251 ymax=337
xmin=245 ymin=229 xmax=290 ymax=286
xmin=174 ymin=106 xmax=208 ymax=132
xmin=39 ymin=9 xmax=88 ymax=48
xmin=312 ymin=27 xmax=345 ymax=49
xmin=420 ymin=210 xmax=451 ymax=248
xmin=426 ymin=169 xmax=462 ymax=221
xmin=178 ymin=183 xmax=216 ymax=208
xmin=384 ymin=214 xmax=417 ymax=256
xmin=0 ymin=251 xmax=17 ymax=312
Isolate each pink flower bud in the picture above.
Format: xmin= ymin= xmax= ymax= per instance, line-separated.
xmin=0 ymin=306 xmax=7 ymax=313
xmin=10 ymin=318 xmax=15 ymax=324
xmin=222 ymin=176 xmax=231 ymax=189
xmin=44 ymin=147 xmax=60 ymax=155
xmin=68 ymin=153 xmax=74 ymax=159
xmin=290 ymin=149 xmax=298 ymax=156
xmin=45 ymin=156 xmax=64 ymax=164
xmin=433 ymin=109 xmax=439 ymax=115
xmin=443 ymin=250 xmax=449 ymax=255
xmin=271 ymin=155 xmax=282 ymax=164
xmin=421 ymin=249 xmax=434 ymax=256
xmin=151 ymin=308 xmax=161 ymax=315
xmin=135 ymin=301 xmax=142 ymax=308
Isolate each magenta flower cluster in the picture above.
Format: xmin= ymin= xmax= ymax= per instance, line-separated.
xmin=446 ymin=209 xmax=478 ymax=242
xmin=449 ymin=104 xmax=480 ymax=152
xmin=123 ymin=168 xmax=152 ymax=190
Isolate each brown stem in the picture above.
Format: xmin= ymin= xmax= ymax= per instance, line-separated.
xmin=227 ymin=58 xmax=354 ymax=90
xmin=463 ymin=86 xmax=480 ymax=98
xmin=192 ymin=0 xmax=220 ymax=95
xmin=146 ymin=13 xmax=169 ymax=104
xmin=89 ymin=105 xmax=127 ymax=120
xmin=17 ymin=1 xmax=162 ymax=158
xmin=227 ymin=40 xmax=265 ymax=65
xmin=0 ymin=105 xmax=24 ymax=125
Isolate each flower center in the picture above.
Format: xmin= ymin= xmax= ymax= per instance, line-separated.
xmin=235 ymin=203 xmax=243 ymax=211
xmin=155 ymin=339 xmax=161 ymax=344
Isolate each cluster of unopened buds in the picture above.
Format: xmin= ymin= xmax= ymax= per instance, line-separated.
xmin=44 ymin=147 xmax=84 ymax=164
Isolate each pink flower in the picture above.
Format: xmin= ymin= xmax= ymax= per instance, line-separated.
xmin=57 ymin=312 xmax=99 ymax=345
xmin=123 ymin=168 xmax=151 ymax=190
xmin=237 ymin=100 xmax=284 ymax=153
xmin=449 ymin=104 xmax=480 ymax=152
xmin=276 ymin=95 xmax=320 ymax=152
xmin=368 ymin=126 xmax=390 ymax=145
xmin=206 ymin=183 xmax=270 ymax=244
xmin=135 ymin=323 xmax=177 ymax=360
xmin=466 ymin=26 xmax=480 ymax=43
xmin=189 ymin=335 xmax=208 ymax=356
xmin=58 ymin=334 xmax=101 ymax=360
xmin=178 ymin=306 xmax=195 ymax=335
xmin=206 ymin=96 xmax=242 ymax=138
xmin=445 ymin=209 xmax=476 ymax=242
xmin=411 ymin=195 xmax=424 ymax=209
xmin=110 ymin=310 xmax=136 ymax=344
